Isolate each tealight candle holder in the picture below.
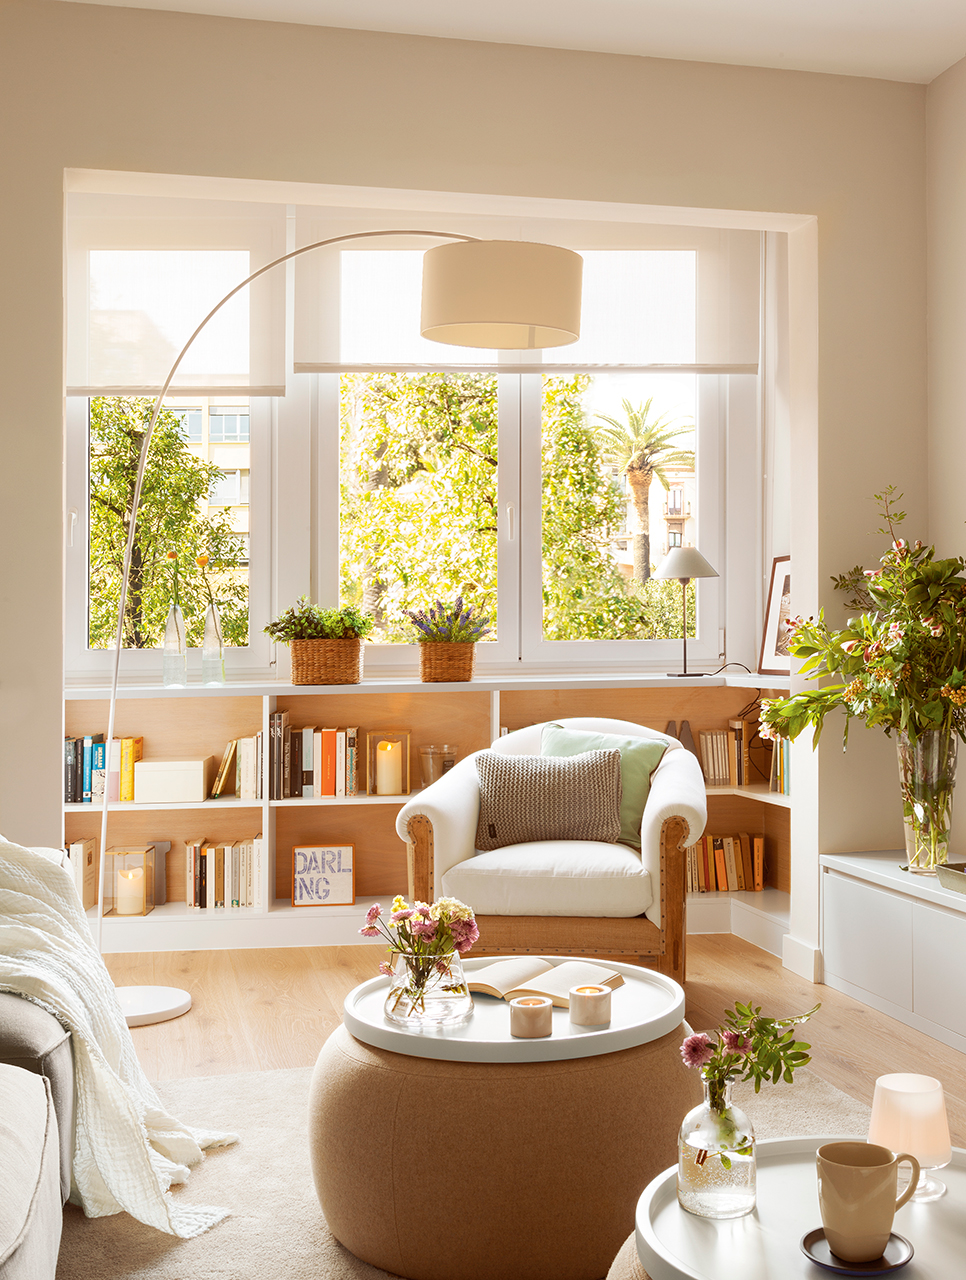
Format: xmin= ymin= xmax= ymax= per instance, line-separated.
xmin=569 ymin=984 xmax=611 ymax=1026
xmin=366 ymin=731 xmax=411 ymax=796
xmin=104 ymin=845 xmax=156 ymax=916
xmin=509 ymin=995 xmax=553 ymax=1038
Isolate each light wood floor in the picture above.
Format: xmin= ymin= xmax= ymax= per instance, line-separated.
xmin=107 ymin=935 xmax=966 ymax=1146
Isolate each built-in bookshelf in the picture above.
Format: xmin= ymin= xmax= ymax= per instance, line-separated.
xmin=63 ymin=673 xmax=790 ymax=951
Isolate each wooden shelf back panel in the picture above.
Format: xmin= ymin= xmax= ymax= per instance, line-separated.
xmin=500 ymin=686 xmax=758 ymax=735
xmin=274 ymin=804 xmax=408 ymax=901
xmin=65 ymin=696 xmax=262 ymax=768
xmin=65 ymin=807 xmax=262 ymax=904
xmin=705 ymin=793 xmax=790 ymax=893
xmin=276 ymin=690 xmax=492 ymax=784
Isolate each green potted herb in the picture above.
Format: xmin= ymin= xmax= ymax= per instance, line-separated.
xmin=264 ymin=597 xmax=374 ymax=685
xmin=405 ymin=596 xmax=492 ymax=682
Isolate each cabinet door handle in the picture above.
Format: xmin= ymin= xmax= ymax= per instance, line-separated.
xmin=506 ymin=503 xmax=516 ymax=541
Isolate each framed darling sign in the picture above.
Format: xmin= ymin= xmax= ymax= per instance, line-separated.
xmin=758 ymin=555 xmax=793 ymax=677
xmin=292 ymin=844 xmax=355 ymax=906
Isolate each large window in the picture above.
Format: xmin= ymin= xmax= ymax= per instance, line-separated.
xmin=66 ymin=185 xmax=762 ymax=680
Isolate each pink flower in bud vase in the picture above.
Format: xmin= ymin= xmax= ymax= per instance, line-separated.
xmin=680 ymin=1034 xmax=715 ymax=1069
xmin=721 ymin=1030 xmax=752 ymax=1055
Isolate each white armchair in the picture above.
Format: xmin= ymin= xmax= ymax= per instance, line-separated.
xmin=395 ymin=717 xmax=707 ymax=982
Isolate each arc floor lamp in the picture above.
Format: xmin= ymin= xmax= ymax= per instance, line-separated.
xmin=95 ymin=230 xmax=584 ymax=1025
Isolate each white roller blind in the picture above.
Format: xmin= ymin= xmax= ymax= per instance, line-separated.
xmin=67 ymin=193 xmax=287 ymax=396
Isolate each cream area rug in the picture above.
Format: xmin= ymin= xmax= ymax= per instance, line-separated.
xmin=56 ymin=1065 xmax=872 ymax=1280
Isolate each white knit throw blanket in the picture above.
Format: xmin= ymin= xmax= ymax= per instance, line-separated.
xmin=0 ymin=838 xmax=237 ymax=1237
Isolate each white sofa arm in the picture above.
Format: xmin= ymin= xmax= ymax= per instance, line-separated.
xmin=639 ymin=748 xmax=707 ymax=925
xmin=395 ymin=756 xmax=482 ymax=897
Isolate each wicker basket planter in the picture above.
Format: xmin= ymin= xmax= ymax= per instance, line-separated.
xmin=418 ymin=641 xmax=475 ymax=683
xmin=290 ymin=637 xmax=363 ymax=685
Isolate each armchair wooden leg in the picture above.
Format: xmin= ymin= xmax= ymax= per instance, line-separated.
xmin=659 ymin=815 xmax=688 ymax=985
xmin=406 ymin=813 xmax=434 ymax=904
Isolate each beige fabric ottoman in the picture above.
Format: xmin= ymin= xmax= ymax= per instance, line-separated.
xmin=309 ymin=1022 xmax=699 ymax=1280
xmin=606 ymin=1232 xmax=650 ymax=1280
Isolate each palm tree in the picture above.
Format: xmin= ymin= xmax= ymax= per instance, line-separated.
xmin=594 ymin=398 xmax=695 ymax=584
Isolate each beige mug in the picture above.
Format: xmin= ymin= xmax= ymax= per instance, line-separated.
xmin=817 ymin=1141 xmax=920 ymax=1263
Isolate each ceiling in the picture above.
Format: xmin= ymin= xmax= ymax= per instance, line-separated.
xmin=60 ymin=0 xmax=966 ymax=83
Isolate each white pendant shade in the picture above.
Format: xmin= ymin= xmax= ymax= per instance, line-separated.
xmin=420 ymin=239 xmax=583 ymax=349
xmin=653 ymin=547 xmax=719 ymax=581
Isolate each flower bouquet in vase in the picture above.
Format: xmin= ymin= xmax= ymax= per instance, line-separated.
xmin=361 ymin=894 xmax=479 ymax=1028
xmin=678 ymin=1000 xmax=817 ymax=1219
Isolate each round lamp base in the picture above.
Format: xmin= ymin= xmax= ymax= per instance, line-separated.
xmin=117 ymin=985 xmax=192 ymax=1027
xmin=911 ymin=1172 xmax=947 ymax=1202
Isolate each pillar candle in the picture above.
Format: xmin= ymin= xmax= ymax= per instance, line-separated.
xmin=375 ymin=740 xmax=403 ymax=794
xmin=509 ymin=995 xmax=553 ymax=1038
xmin=569 ymin=984 xmax=611 ymax=1026
xmin=116 ymin=866 xmax=145 ymax=915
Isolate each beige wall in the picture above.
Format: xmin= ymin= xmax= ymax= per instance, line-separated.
xmin=927 ymin=55 xmax=966 ymax=557
xmin=0 ymin=2 xmax=927 ymax=969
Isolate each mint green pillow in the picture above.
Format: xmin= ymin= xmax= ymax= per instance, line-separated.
xmin=540 ymin=723 xmax=668 ymax=849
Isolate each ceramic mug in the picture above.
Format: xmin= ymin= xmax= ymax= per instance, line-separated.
xmin=816 ymin=1141 xmax=920 ymax=1263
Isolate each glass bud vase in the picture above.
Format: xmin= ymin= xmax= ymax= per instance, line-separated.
xmin=162 ymin=603 xmax=187 ymax=688
xmin=678 ymin=1077 xmax=756 ymax=1219
xmin=201 ymin=601 xmax=226 ymax=686
xmin=897 ymin=728 xmax=958 ymax=874
xmin=383 ymin=950 xmax=474 ymax=1028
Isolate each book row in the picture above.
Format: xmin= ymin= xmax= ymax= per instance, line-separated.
xmin=64 ymin=735 xmax=143 ymax=804
xmin=698 ymin=720 xmax=760 ymax=788
xmin=686 ymin=831 xmax=765 ymax=894
xmin=267 ymin=715 xmax=362 ymax=800
xmin=184 ymin=837 xmax=265 ymax=909
xmin=770 ymin=736 xmax=791 ymax=796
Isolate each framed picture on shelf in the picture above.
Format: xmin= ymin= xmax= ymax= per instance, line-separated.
xmin=758 ymin=555 xmax=793 ymax=676
xmin=292 ymin=844 xmax=355 ymax=906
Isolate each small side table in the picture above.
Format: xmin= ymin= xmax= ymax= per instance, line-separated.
xmin=635 ymin=1136 xmax=966 ymax=1279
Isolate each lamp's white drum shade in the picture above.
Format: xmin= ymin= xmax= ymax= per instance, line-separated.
xmin=653 ymin=547 xmax=719 ymax=582
xmin=420 ymin=240 xmax=582 ymax=349
xmin=868 ymin=1073 xmax=952 ymax=1169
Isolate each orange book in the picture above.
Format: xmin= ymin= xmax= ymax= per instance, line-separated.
xmin=753 ymin=835 xmax=765 ymax=891
xmin=713 ymin=837 xmax=728 ymax=893
xmin=321 ymin=728 xmax=337 ymax=797
xmin=737 ymin=832 xmax=755 ymax=891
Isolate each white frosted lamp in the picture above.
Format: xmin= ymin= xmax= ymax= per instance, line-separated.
xmin=421 ymin=240 xmax=583 ymax=349
xmin=653 ymin=547 xmax=719 ymax=677
xmin=868 ymin=1073 xmax=952 ymax=1201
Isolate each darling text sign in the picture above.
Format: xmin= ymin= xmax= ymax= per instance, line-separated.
xmin=292 ymin=844 xmax=355 ymax=906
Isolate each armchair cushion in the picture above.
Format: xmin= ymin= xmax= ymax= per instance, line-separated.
xmin=441 ymin=840 xmax=652 ymax=917
xmin=541 ymin=722 xmax=668 ymax=849
xmin=474 ymin=748 xmax=622 ymax=852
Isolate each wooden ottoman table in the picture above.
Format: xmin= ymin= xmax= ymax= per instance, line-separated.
xmin=308 ymin=957 xmax=700 ymax=1280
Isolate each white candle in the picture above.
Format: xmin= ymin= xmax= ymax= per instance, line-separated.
xmin=509 ymin=995 xmax=553 ymax=1038
xmin=375 ymin=740 xmax=403 ymax=794
xmin=569 ymin=984 xmax=611 ymax=1026
xmin=115 ymin=866 xmax=145 ymax=915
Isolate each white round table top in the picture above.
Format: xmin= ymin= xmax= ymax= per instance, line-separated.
xmin=342 ymin=954 xmax=685 ymax=1063
xmin=636 ymin=1135 xmax=966 ymax=1280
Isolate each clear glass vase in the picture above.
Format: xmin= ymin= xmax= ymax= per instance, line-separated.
xmin=162 ymin=603 xmax=187 ymax=687
xmin=897 ymin=728 xmax=958 ymax=874
xmin=678 ymin=1077 xmax=756 ymax=1219
xmin=383 ymin=949 xmax=474 ymax=1028
xmin=202 ymin=601 xmax=226 ymax=686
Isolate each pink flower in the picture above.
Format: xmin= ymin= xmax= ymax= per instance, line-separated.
xmin=721 ymin=1030 xmax=752 ymax=1055
xmin=863 ymin=569 xmax=878 ymax=578
xmin=379 ymin=960 xmax=393 ymax=976
xmin=365 ymin=903 xmax=382 ymax=926
xmin=411 ymin=918 xmax=438 ymax=940
xmin=358 ymin=925 xmax=381 ymax=937
xmin=450 ymin=918 xmax=480 ymax=953
xmin=434 ymin=958 xmax=452 ymax=975
xmin=392 ymin=908 xmax=414 ymax=922
xmin=893 ymin=539 xmax=907 ymax=551
xmin=680 ymin=1033 xmax=715 ymax=1069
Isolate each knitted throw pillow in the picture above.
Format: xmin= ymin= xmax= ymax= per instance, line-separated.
xmin=474 ymin=748 xmax=623 ymax=852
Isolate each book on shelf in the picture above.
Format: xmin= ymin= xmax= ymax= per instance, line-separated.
xmin=237 ymin=736 xmax=258 ymax=800
xmin=723 ymin=835 xmax=741 ymax=890
xmin=321 ymin=728 xmax=337 ymax=796
xmin=81 ymin=733 xmax=104 ymax=803
xmin=290 ymin=731 xmax=303 ymax=798
xmin=301 ymin=726 xmax=316 ymax=798
xmin=769 ymin=738 xmax=791 ymax=796
xmin=737 ymin=831 xmax=754 ymax=890
xmin=689 ymin=832 xmax=767 ymax=893
xmin=68 ymin=837 xmax=97 ymax=910
xmin=465 ymin=957 xmax=624 ymax=1007
xmin=346 ymin=727 xmax=359 ymax=796
xmin=753 ymin=834 xmax=765 ymax=891
xmin=335 ymin=729 xmax=346 ymax=797
xmin=211 ymin=740 xmax=238 ymax=798
xmin=119 ymin=737 xmax=143 ymax=803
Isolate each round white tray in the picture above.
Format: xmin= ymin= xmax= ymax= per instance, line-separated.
xmin=342 ymin=954 xmax=685 ymax=1062
xmin=636 ymin=1135 xmax=966 ymax=1280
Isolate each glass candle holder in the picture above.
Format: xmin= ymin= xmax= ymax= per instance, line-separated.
xmin=868 ymin=1073 xmax=952 ymax=1201
xmin=366 ymin=731 xmax=411 ymax=795
xmin=104 ymin=845 xmax=156 ymax=916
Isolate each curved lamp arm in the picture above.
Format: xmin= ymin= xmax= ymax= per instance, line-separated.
xmin=94 ymin=227 xmax=476 ymax=949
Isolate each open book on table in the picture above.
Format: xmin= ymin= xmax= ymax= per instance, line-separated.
xmin=465 ymin=957 xmax=624 ymax=1007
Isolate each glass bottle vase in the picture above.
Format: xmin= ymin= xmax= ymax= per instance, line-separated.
xmin=202 ymin=601 xmax=226 ymax=686
xmin=897 ymin=728 xmax=957 ymax=874
xmin=678 ymin=1077 xmax=756 ymax=1218
xmin=383 ymin=949 xmax=474 ymax=1028
xmin=162 ymin=603 xmax=187 ymax=688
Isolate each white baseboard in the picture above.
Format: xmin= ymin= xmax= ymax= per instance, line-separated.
xmin=687 ymin=889 xmax=790 ymax=958
xmin=781 ymin=932 xmax=823 ymax=983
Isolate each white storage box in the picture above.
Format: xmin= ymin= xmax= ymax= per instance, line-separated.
xmin=133 ymin=757 xmax=216 ymax=804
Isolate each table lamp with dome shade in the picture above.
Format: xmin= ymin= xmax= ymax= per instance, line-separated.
xmin=652 ymin=546 xmax=719 ymax=677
